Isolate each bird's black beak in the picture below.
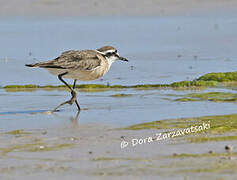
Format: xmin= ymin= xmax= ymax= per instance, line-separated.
xmin=119 ymin=56 xmax=128 ymax=62
xmin=116 ymin=54 xmax=128 ymax=62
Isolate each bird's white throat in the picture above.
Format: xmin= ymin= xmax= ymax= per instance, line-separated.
xmin=105 ymin=55 xmax=117 ymax=67
xmin=95 ymin=50 xmax=118 ymax=67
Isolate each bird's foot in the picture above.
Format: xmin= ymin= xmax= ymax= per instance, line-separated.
xmin=68 ymin=96 xmax=76 ymax=105
xmin=52 ymin=90 xmax=79 ymax=112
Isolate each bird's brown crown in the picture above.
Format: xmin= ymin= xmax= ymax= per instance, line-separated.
xmin=97 ymin=46 xmax=117 ymax=54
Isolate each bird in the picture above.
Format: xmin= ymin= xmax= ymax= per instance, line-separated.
xmin=25 ymin=46 xmax=128 ymax=112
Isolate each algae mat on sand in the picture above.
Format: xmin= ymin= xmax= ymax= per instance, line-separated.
xmin=125 ymin=114 xmax=237 ymax=143
xmin=173 ymin=92 xmax=237 ymax=103
xmin=2 ymin=71 xmax=237 ymax=91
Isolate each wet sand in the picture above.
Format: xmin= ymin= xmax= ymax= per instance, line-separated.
xmin=0 ymin=86 xmax=237 ymax=179
xmin=0 ymin=113 xmax=236 ymax=180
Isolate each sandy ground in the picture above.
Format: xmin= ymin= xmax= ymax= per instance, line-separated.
xmin=0 ymin=88 xmax=237 ymax=179
xmin=0 ymin=116 xmax=236 ymax=180
xmin=0 ymin=0 xmax=237 ymax=16
xmin=0 ymin=114 xmax=236 ymax=180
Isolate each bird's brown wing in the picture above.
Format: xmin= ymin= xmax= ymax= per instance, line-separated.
xmin=36 ymin=50 xmax=102 ymax=71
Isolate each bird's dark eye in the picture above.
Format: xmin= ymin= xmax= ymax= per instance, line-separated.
xmin=107 ymin=52 xmax=113 ymax=56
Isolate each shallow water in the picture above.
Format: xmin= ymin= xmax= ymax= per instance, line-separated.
xmin=0 ymin=16 xmax=237 ymax=86
xmin=0 ymin=88 xmax=237 ymax=130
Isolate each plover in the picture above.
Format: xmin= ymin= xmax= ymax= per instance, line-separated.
xmin=25 ymin=46 xmax=128 ymax=111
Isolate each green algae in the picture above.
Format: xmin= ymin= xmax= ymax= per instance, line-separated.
xmin=5 ymin=129 xmax=31 ymax=135
xmin=170 ymin=80 xmax=217 ymax=88
xmin=0 ymin=143 xmax=44 ymax=156
xmin=197 ymin=72 xmax=237 ymax=82
xmin=124 ymin=114 xmax=237 ymax=143
xmin=75 ymin=84 xmax=111 ymax=89
xmin=2 ymin=71 xmax=237 ymax=91
xmin=173 ymin=159 xmax=237 ymax=174
xmin=92 ymin=157 xmax=151 ymax=162
xmin=28 ymin=143 xmax=74 ymax=152
xmin=179 ymin=164 xmax=237 ymax=174
xmin=92 ymin=157 xmax=129 ymax=161
xmin=2 ymin=82 xmax=200 ymax=90
xmin=124 ymin=117 xmax=202 ymax=130
xmin=174 ymin=98 xmax=198 ymax=102
xmin=162 ymin=154 xmax=237 ymax=175
xmin=110 ymin=93 xmax=133 ymax=97
xmin=174 ymin=92 xmax=237 ymax=102
xmin=3 ymin=83 xmax=168 ymax=90
xmin=4 ymin=84 xmax=39 ymax=89
xmin=188 ymin=135 xmax=237 ymax=143
xmin=172 ymin=152 xmax=237 ymax=158
xmin=126 ymin=114 xmax=237 ymax=133
xmin=180 ymin=162 xmax=237 ymax=174
xmin=0 ymin=143 xmax=74 ymax=156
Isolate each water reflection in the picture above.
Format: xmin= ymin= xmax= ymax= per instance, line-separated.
xmin=69 ymin=111 xmax=80 ymax=127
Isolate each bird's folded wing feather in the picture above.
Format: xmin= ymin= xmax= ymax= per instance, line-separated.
xmin=37 ymin=50 xmax=102 ymax=71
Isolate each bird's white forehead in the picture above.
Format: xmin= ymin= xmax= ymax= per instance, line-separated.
xmin=96 ymin=49 xmax=117 ymax=56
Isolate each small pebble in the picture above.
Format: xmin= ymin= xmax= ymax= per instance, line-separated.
xmin=208 ymin=150 xmax=213 ymax=154
xmin=39 ymin=145 xmax=45 ymax=149
xmin=225 ymin=145 xmax=233 ymax=151
xmin=88 ymin=151 xmax=93 ymax=154
xmin=42 ymin=131 xmax=47 ymax=135
xmin=70 ymin=137 xmax=76 ymax=141
xmin=43 ymin=111 xmax=53 ymax=115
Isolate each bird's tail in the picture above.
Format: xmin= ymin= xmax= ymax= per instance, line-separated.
xmin=25 ymin=63 xmax=39 ymax=67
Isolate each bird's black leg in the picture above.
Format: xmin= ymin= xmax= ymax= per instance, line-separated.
xmin=73 ymin=79 xmax=77 ymax=89
xmin=52 ymin=73 xmax=80 ymax=112
xmin=72 ymin=79 xmax=81 ymax=111
xmin=58 ymin=72 xmax=73 ymax=91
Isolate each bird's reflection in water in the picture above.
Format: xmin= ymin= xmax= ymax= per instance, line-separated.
xmin=69 ymin=111 xmax=80 ymax=128
xmin=44 ymin=109 xmax=82 ymax=127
